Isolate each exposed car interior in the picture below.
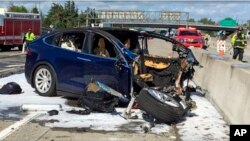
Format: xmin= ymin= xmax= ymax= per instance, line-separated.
xmin=104 ymin=31 xmax=184 ymax=94
xmin=91 ymin=34 xmax=118 ymax=58
xmin=102 ymin=29 xmax=141 ymax=54
xmin=58 ymin=32 xmax=85 ymax=52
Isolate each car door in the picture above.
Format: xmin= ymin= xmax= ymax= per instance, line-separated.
xmin=79 ymin=31 xmax=131 ymax=96
xmin=53 ymin=31 xmax=88 ymax=95
xmin=52 ymin=30 xmax=131 ymax=97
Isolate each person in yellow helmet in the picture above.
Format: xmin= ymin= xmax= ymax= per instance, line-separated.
xmin=22 ymin=28 xmax=36 ymax=53
xmin=231 ymin=26 xmax=247 ymax=62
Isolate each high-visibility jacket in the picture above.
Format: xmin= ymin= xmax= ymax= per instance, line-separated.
xmin=25 ymin=32 xmax=36 ymax=42
xmin=231 ymin=33 xmax=247 ymax=48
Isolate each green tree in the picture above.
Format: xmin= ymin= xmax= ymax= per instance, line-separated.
xmin=43 ymin=1 xmax=101 ymax=28
xmin=63 ymin=0 xmax=78 ymax=27
xmin=31 ymin=7 xmax=39 ymax=13
xmin=43 ymin=3 xmax=65 ymax=28
xmin=43 ymin=1 xmax=79 ymax=28
xmin=85 ymin=7 xmax=100 ymax=26
xmin=78 ymin=8 xmax=100 ymax=27
xmin=197 ymin=18 xmax=216 ymax=36
xmin=7 ymin=3 xmax=28 ymax=13
xmin=243 ymin=20 xmax=250 ymax=29
xmin=78 ymin=10 xmax=87 ymax=27
xmin=188 ymin=18 xmax=195 ymax=23
xmin=198 ymin=18 xmax=215 ymax=25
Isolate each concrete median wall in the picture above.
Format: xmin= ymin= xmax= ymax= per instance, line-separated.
xmin=192 ymin=49 xmax=250 ymax=124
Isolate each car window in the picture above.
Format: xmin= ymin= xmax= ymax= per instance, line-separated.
xmin=179 ymin=30 xmax=198 ymax=36
xmin=58 ymin=32 xmax=85 ymax=52
xmin=146 ymin=36 xmax=179 ymax=58
xmin=44 ymin=33 xmax=61 ymax=46
xmin=103 ymin=30 xmax=141 ymax=54
xmin=90 ymin=34 xmax=119 ymax=58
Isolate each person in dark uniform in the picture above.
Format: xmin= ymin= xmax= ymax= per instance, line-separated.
xmin=231 ymin=26 xmax=247 ymax=62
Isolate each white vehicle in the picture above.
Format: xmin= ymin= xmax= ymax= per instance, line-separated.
xmin=246 ymin=30 xmax=250 ymax=39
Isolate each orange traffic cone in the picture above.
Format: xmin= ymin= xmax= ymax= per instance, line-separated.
xmin=219 ymin=50 xmax=224 ymax=56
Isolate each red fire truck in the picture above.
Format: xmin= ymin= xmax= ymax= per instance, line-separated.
xmin=0 ymin=9 xmax=41 ymax=51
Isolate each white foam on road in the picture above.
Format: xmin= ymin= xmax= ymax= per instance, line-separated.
xmin=0 ymin=74 xmax=66 ymax=110
xmin=177 ymin=94 xmax=229 ymax=141
xmin=0 ymin=74 xmax=229 ymax=139
xmin=0 ymin=74 xmax=169 ymax=134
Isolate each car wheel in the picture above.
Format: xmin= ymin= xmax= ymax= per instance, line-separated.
xmin=33 ymin=65 xmax=56 ymax=96
xmin=136 ymin=88 xmax=186 ymax=123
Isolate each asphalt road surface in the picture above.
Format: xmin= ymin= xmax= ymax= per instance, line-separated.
xmin=0 ymin=49 xmax=25 ymax=77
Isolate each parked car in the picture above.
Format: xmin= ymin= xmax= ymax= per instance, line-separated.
xmin=25 ymin=28 xmax=199 ymax=123
xmin=173 ymin=27 xmax=204 ymax=48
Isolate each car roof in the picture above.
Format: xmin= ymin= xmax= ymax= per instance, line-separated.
xmin=49 ymin=27 xmax=124 ymax=44
xmin=48 ymin=27 xmax=182 ymax=46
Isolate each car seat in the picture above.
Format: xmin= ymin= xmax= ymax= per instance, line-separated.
xmin=93 ymin=38 xmax=108 ymax=56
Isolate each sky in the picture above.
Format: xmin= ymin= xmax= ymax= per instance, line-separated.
xmin=0 ymin=0 xmax=250 ymax=23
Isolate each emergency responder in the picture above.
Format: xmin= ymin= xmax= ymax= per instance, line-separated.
xmin=22 ymin=28 xmax=36 ymax=53
xmin=204 ymin=33 xmax=210 ymax=49
xmin=231 ymin=26 xmax=247 ymax=62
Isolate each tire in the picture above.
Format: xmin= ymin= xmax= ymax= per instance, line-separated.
xmin=33 ymin=65 xmax=56 ymax=96
xmin=1 ymin=46 xmax=11 ymax=51
xmin=136 ymin=88 xmax=185 ymax=123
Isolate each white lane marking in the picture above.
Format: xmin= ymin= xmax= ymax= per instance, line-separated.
xmin=5 ymin=64 xmax=25 ymax=68
xmin=0 ymin=112 xmax=45 ymax=141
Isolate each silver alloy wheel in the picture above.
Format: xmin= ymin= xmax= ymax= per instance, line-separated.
xmin=35 ymin=68 xmax=52 ymax=94
xmin=148 ymin=89 xmax=179 ymax=107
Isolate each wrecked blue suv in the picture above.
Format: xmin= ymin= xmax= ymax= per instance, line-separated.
xmin=25 ymin=27 xmax=197 ymax=97
xmin=25 ymin=28 xmax=199 ymax=123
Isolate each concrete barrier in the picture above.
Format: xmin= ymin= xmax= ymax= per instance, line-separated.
xmin=192 ymin=48 xmax=250 ymax=124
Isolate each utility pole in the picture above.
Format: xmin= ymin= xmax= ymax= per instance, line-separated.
xmin=186 ymin=12 xmax=189 ymax=29
xmin=86 ymin=10 xmax=89 ymax=27
xmin=78 ymin=13 xmax=80 ymax=27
